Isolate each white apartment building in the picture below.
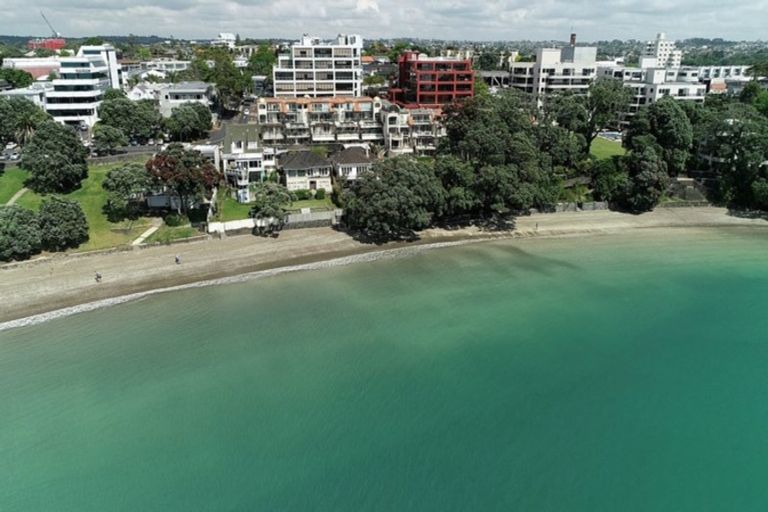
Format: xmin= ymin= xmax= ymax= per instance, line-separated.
xmin=253 ymin=96 xmax=383 ymax=145
xmin=46 ymin=45 xmax=122 ymax=128
xmin=212 ymin=33 xmax=237 ymax=50
xmin=142 ymin=59 xmax=191 ymax=73
xmin=645 ymin=33 xmax=682 ymax=69
xmin=221 ymin=124 xmax=277 ymax=202
xmin=379 ymin=101 xmax=445 ymax=156
xmin=273 ymin=34 xmax=363 ymax=98
xmin=510 ymin=36 xmax=597 ymax=100
xmin=158 ymin=81 xmax=214 ymax=117
xmin=0 ymin=82 xmax=53 ymax=108
xmin=695 ymin=65 xmax=750 ymax=80
xmin=598 ymin=65 xmax=706 ymax=124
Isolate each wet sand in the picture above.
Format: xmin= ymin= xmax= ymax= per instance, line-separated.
xmin=1 ymin=207 xmax=765 ymax=325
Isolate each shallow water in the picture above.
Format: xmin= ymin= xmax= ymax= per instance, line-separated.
xmin=2 ymin=229 xmax=768 ymax=511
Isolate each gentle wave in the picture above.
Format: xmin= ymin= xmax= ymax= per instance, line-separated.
xmin=0 ymin=240 xmax=474 ymax=332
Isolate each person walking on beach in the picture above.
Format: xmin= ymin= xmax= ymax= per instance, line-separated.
xmin=95 ymin=272 xmax=102 ymax=283
xmin=175 ymin=254 xmax=181 ymax=265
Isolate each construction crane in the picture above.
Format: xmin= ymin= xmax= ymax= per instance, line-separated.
xmin=40 ymin=11 xmax=61 ymax=38
xmin=27 ymin=10 xmax=65 ymax=51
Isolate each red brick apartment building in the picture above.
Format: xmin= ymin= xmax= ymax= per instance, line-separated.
xmin=389 ymin=51 xmax=475 ymax=108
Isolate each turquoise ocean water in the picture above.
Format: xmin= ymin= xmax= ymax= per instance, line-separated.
xmin=2 ymin=228 xmax=768 ymax=511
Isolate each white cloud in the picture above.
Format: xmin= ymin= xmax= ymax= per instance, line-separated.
xmin=3 ymin=0 xmax=767 ymax=41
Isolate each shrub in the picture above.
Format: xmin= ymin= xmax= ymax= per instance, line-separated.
xmin=294 ymin=189 xmax=312 ymax=200
xmin=315 ymin=188 xmax=326 ymax=200
xmin=164 ymin=213 xmax=187 ymax=227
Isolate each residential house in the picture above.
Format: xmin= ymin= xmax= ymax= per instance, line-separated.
xmin=158 ymin=81 xmax=214 ymax=117
xmin=380 ymin=100 xmax=445 ymax=156
xmin=221 ymin=124 xmax=277 ymax=202
xmin=279 ymin=151 xmax=333 ymax=192
xmin=330 ymin=146 xmax=374 ymax=182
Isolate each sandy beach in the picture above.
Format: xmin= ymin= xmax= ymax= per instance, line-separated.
xmin=1 ymin=207 xmax=766 ymax=325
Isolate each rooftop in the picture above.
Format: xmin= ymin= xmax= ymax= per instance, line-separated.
xmin=331 ymin=147 xmax=373 ymax=165
xmin=279 ymin=151 xmax=331 ymax=170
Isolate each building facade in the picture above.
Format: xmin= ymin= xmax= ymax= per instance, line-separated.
xmin=279 ymin=151 xmax=333 ymax=192
xmin=389 ymin=52 xmax=474 ymax=108
xmin=598 ymin=65 xmax=706 ymax=124
xmin=273 ymin=34 xmax=363 ymax=98
xmin=158 ymin=81 xmax=214 ymax=117
xmin=253 ymin=96 xmax=384 ymax=146
xmin=46 ymin=45 xmax=122 ymax=128
xmin=221 ymin=124 xmax=277 ymax=202
xmin=644 ymin=33 xmax=682 ymax=69
xmin=380 ymin=101 xmax=445 ymax=156
xmin=510 ymin=35 xmax=597 ymax=100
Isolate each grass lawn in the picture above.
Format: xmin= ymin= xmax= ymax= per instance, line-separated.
xmin=217 ymin=194 xmax=335 ymax=222
xmin=0 ymin=168 xmax=29 ymax=205
xmin=591 ymin=137 xmax=626 ymax=160
xmin=14 ymin=160 xmax=153 ymax=252
xmin=287 ymin=197 xmax=335 ymax=212
xmin=145 ymin=225 xmax=201 ymax=245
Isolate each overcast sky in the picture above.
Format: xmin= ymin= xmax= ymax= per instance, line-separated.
xmin=3 ymin=0 xmax=767 ymax=41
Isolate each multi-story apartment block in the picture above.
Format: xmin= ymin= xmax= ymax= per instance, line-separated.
xmin=389 ymin=52 xmax=474 ymax=108
xmin=598 ymin=65 xmax=706 ymax=125
xmin=221 ymin=124 xmax=277 ymax=202
xmin=46 ymin=44 xmax=122 ymax=129
xmin=273 ymin=34 xmax=363 ymax=98
xmin=695 ymin=65 xmax=750 ymax=80
xmin=645 ymin=33 xmax=682 ymax=69
xmin=379 ymin=101 xmax=445 ymax=156
xmin=253 ymin=96 xmax=384 ymax=146
xmin=510 ymin=34 xmax=596 ymax=100
xmin=158 ymin=81 xmax=214 ymax=117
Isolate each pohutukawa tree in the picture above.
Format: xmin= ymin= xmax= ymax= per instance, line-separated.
xmin=144 ymin=143 xmax=221 ymax=215
xmin=21 ymin=121 xmax=89 ymax=193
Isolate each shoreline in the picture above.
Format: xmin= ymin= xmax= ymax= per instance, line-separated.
xmin=1 ymin=207 xmax=767 ymax=329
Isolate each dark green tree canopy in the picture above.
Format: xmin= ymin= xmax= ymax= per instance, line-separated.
xmin=165 ymin=103 xmax=211 ymax=142
xmin=102 ymin=162 xmax=153 ymax=221
xmin=0 ymin=205 xmax=42 ymax=262
xmin=0 ymin=96 xmax=50 ymax=146
xmin=92 ymin=124 xmax=128 ymax=155
xmin=344 ymin=157 xmax=445 ymax=241
xmin=248 ymin=182 xmax=295 ymax=235
xmin=625 ymin=96 xmax=693 ymax=176
xmin=0 ymin=68 xmax=33 ymax=88
xmin=21 ymin=121 xmax=89 ymax=193
xmin=38 ymin=197 xmax=89 ymax=251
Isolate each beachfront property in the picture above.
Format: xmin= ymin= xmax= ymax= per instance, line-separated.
xmin=252 ymin=96 xmax=384 ymax=146
xmin=510 ymin=34 xmax=597 ymax=100
xmin=45 ymin=44 xmax=123 ymax=129
xmin=598 ymin=61 xmax=707 ymax=125
xmin=330 ymin=146 xmax=374 ymax=182
xmin=158 ymin=81 xmax=215 ymax=118
xmin=273 ymin=34 xmax=363 ymax=98
xmin=380 ymin=100 xmax=445 ymax=156
xmin=389 ymin=51 xmax=475 ymax=108
xmin=279 ymin=151 xmax=334 ymax=192
xmin=221 ymin=124 xmax=277 ymax=202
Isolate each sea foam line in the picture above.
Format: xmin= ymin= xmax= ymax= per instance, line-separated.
xmin=0 ymin=240 xmax=474 ymax=333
